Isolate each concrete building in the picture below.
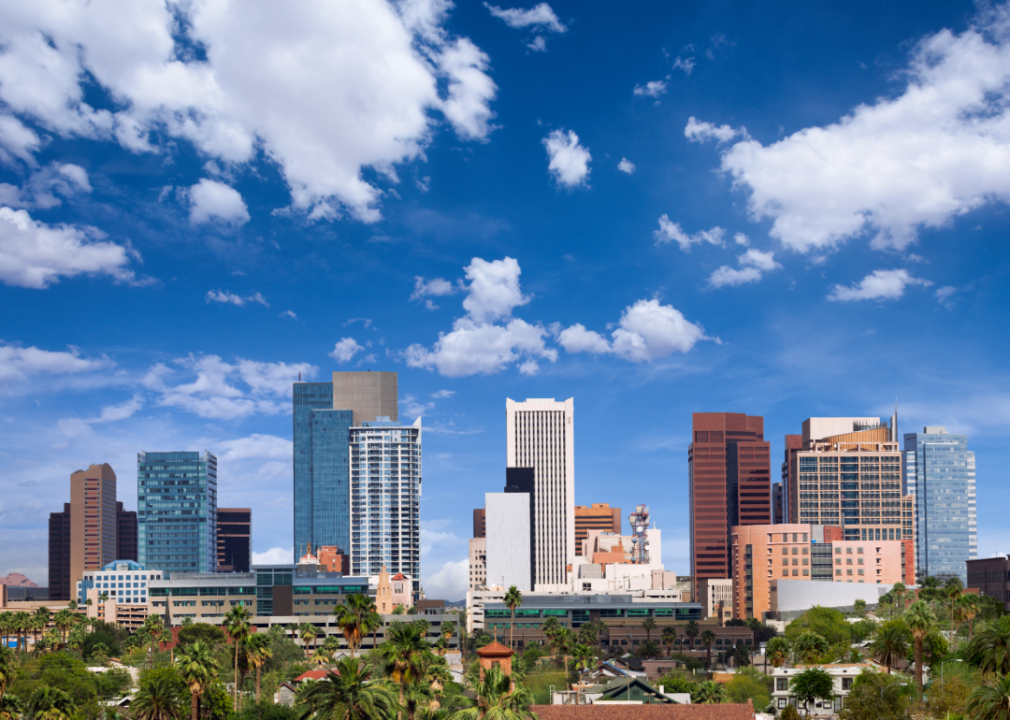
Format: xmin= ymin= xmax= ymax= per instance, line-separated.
xmin=699 ymin=578 xmax=733 ymax=622
xmin=373 ymin=566 xmax=411 ymax=613
xmin=138 ymin=451 xmax=218 ymax=575
xmin=349 ymin=416 xmax=422 ymax=599
xmin=782 ymin=434 xmax=803 ymax=523
xmin=688 ymin=413 xmax=772 ymax=600
xmin=967 ymin=557 xmax=1010 ymax=609
xmin=48 ymin=503 xmax=72 ymax=602
xmin=76 ymin=560 xmax=162 ymax=629
xmin=293 ymin=371 xmax=398 ymax=565
xmin=905 ymin=427 xmax=977 ymax=583
xmin=731 ymin=523 xmax=914 ymax=619
xmin=575 ymin=504 xmax=621 ymax=556
xmin=772 ymin=663 xmax=885 ymax=715
xmin=217 ymin=508 xmax=251 ymax=572
xmin=770 ymin=579 xmax=897 ymax=620
xmin=772 ymin=483 xmax=784 ymax=524
xmin=485 ymin=492 xmax=532 ymax=591
xmin=473 ymin=508 xmax=486 ymax=538
xmin=506 ymin=397 xmax=575 ymax=592
xmin=116 ymin=502 xmax=138 ymax=562
xmin=469 ymin=537 xmax=487 ymax=590
xmin=71 ymin=463 xmax=119 ymax=599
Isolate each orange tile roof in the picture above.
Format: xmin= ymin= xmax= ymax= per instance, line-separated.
xmin=531 ymin=703 xmax=755 ymax=720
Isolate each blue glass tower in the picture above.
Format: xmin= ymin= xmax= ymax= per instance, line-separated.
xmin=137 ymin=451 xmax=217 ymax=575
xmin=904 ymin=427 xmax=977 ymax=583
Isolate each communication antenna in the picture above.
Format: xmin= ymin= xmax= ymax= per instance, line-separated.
xmin=627 ymin=504 xmax=651 ymax=564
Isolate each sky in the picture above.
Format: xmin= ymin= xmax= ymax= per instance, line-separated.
xmin=2 ymin=0 xmax=1010 ymax=601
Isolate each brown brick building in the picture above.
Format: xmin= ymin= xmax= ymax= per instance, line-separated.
xmin=575 ymin=503 xmax=622 ymax=556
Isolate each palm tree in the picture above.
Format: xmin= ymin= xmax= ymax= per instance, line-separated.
xmin=244 ymin=634 xmax=272 ymax=701
xmin=961 ymin=593 xmax=982 ymax=643
xmin=967 ymin=673 xmax=1010 ymax=720
xmin=639 ymin=640 xmax=661 ymax=660
xmin=297 ymin=657 xmax=399 ymax=720
xmin=661 ymin=626 xmax=678 ymax=658
xmin=904 ymin=600 xmax=936 ymax=698
xmin=551 ymin=628 xmax=574 ymax=681
xmin=335 ymin=594 xmax=375 ymax=658
xmin=0 ymin=616 xmax=11 ymax=652
xmin=966 ymin=615 xmax=1010 ymax=675
xmin=947 ymin=578 xmax=964 ymax=652
xmin=891 ymin=582 xmax=907 ymax=613
xmin=0 ymin=695 xmax=24 ymax=720
xmin=380 ymin=621 xmax=432 ymax=711
xmin=13 ymin=613 xmax=29 ymax=655
xmin=685 ymin=620 xmax=700 ymax=651
xmin=28 ymin=688 xmax=75 ymax=720
xmin=52 ymin=610 xmax=74 ymax=649
xmin=870 ymin=619 xmax=910 ymax=673
xmin=700 ymin=630 xmax=716 ymax=677
xmin=222 ymin=606 xmax=251 ymax=711
xmin=577 ymin=623 xmax=598 ymax=652
xmin=503 ymin=586 xmax=523 ymax=652
xmin=641 ymin=617 xmax=657 ymax=644
xmin=132 ymin=672 xmax=186 ymax=720
xmin=541 ymin=617 xmax=561 ymax=645
xmin=794 ymin=631 xmax=829 ymax=664
xmin=365 ymin=608 xmax=383 ymax=654
xmin=766 ymin=636 xmax=791 ymax=668
xmin=0 ymin=647 xmax=17 ymax=701
xmin=691 ymin=680 xmax=727 ymax=704
xmin=746 ymin=617 xmax=762 ymax=662
xmin=446 ymin=664 xmax=536 ymax=720
xmin=300 ymin=624 xmax=321 ymax=657
xmin=176 ymin=640 xmax=220 ymax=720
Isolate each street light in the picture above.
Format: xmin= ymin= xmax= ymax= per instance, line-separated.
xmin=941 ymin=658 xmax=962 ymax=684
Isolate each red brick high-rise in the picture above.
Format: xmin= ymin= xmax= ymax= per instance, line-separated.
xmin=689 ymin=413 xmax=771 ymax=599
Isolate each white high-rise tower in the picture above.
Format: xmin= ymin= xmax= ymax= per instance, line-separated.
xmin=506 ymin=397 xmax=574 ymax=591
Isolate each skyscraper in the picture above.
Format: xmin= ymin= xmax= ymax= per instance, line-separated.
xmin=506 ymin=397 xmax=575 ymax=591
xmin=70 ymin=463 xmax=119 ymax=592
xmin=48 ymin=503 xmax=72 ymax=601
xmin=217 ymin=508 xmax=252 ymax=572
xmin=349 ymin=416 xmax=422 ymax=599
xmin=293 ymin=371 xmax=397 ymax=561
xmin=116 ymin=502 xmax=138 ymax=562
xmin=905 ymin=426 xmax=977 ymax=582
xmin=689 ymin=413 xmax=771 ymax=598
xmin=575 ymin=503 xmax=622 ymax=556
xmin=137 ymin=451 xmax=218 ymax=574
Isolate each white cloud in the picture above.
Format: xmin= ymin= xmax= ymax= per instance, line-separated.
xmin=0 ymin=343 xmax=112 ymax=392
xmin=206 ymin=290 xmax=269 ymax=307
xmin=330 ymin=338 xmax=364 ymax=363
xmin=734 ymin=233 xmax=750 ymax=246
xmin=0 ymin=0 xmax=495 ymax=223
xmin=462 ymin=257 xmax=529 ymax=323
xmin=94 ymin=394 xmax=144 ymax=423
xmin=215 ymin=434 xmax=292 ymax=462
xmin=527 ymin=36 xmax=547 ymax=52
xmin=827 ymin=269 xmax=931 ymax=302
xmin=709 ymin=248 xmax=783 ymax=288
xmin=700 ymin=8 xmax=1010 ymax=252
xmin=935 ymin=285 xmax=957 ymax=307
xmin=617 ymin=158 xmax=636 ymax=174
xmin=673 ymin=56 xmax=695 ymax=75
xmin=0 ymin=115 xmax=40 ymax=165
xmin=188 ymin=179 xmax=250 ymax=226
xmin=401 ymin=393 xmax=435 ymax=418
xmin=431 ymin=389 xmax=455 ymax=398
xmin=252 ymin=547 xmax=293 ymax=565
xmin=633 ymin=80 xmax=667 ymax=98
xmin=0 ymin=207 xmax=143 ymax=289
xmin=411 ymin=276 xmax=458 ymax=309
xmin=684 ymin=116 xmax=746 ymax=144
xmin=0 ymin=162 xmax=92 ymax=209
xmin=484 ymin=3 xmax=566 ymax=32
xmin=559 ymin=299 xmax=709 ymax=362
xmin=653 ymin=214 xmax=724 ymax=251
xmin=543 ymin=129 xmax=591 ymax=188
xmin=424 ymin=558 xmax=468 ymax=600
xmin=281 ymin=310 xmax=298 ymax=319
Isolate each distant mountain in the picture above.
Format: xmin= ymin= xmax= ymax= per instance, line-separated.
xmin=0 ymin=573 xmax=39 ymax=588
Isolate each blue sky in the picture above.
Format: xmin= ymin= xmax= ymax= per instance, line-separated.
xmin=2 ymin=0 xmax=1009 ymax=600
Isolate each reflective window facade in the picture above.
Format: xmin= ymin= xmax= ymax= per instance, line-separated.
xmin=905 ymin=427 xmax=977 ymax=582
xmin=137 ymin=451 xmax=217 ymax=575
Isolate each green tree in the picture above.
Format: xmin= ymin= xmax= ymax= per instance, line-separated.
xmin=0 ymin=646 xmax=17 ymax=701
xmin=638 ymin=640 xmax=661 ymax=660
xmin=641 ymin=617 xmax=657 ymax=644
xmin=223 ymin=606 xmax=252 ymax=712
xmin=852 ymin=599 xmax=867 ymax=618
xmin=550 ymin=628 xmax=574 ymax=681
xmin=691 ymin=680 xmax=726 ymax=704
xmin=837 ymin=670 xmax=909 ymax=720
xmin=540 ymin=617 xmax=561 ymax=645
xmin=335 ymin=594 xmax=374 ymax=659
xmin=793 ymin=632 xmax=829 ymax=664
xmin=656 ymin=671 xmax=695 ymax=695
xmin=661 ymin=626 xmax=679 ymax=658
xmin=904 ymin=600 xmax=936 ymax=698
xmin=965 ymin=615 xmax=1010 ymax=675
xmin=961 ymin=593 xmax=982 ymax=644
xmin=446 ymin=663 xmax=536 ymax=720
xmin=766 ymin=637 xmax=792 ymax=668
xmin=177 ymin=625 xmax=225 ymax=648
xmin=295 ymin=658 xmax=399 ymax=720
xmin=789 ymin=668 xmax=834 ymax=716
xmin=132 ymin=670 xmax=187 ymax=720
xmin=891 ymin=583 xmax=907 ymax=613
xmin=244 ymin=634 xmax=273 ymax=702
xmin=869 ymin=620 xmax=910 ymax=673
xmin=967 ymin=673 xmax=1010 ymax=720
xmin=685 ymin=621 xmax=700 ymax=651
xmin=0 ymin=694 xmax=24 ymax=720
xmin=501 ymin=586 xmax=522 ymax=653
xmin=176 ymin=641 xmax=220 ymax=720
xmin=780 ymin=705 xmax=802 ymax=720
xmin=725 ymin=666 xmax=771 ymax=709
xmin=27 ymin=687 xmax=75 ymax=720
xmin=785 ymin=607 xmax=851 ymax=647
xmin=928 ymin=673 xmax=974 ymax=720
xmin=379 ymin=621 xmax=431 ymax=711
xmin=700 ymin=630 xmax=716 ymax=677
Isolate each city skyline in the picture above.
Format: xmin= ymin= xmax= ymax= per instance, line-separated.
xmin=3 ymin=0 xmax=1010 ymax=601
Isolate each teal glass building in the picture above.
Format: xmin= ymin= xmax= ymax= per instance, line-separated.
xmin=137 ymin=450 xmax=218 ymax=575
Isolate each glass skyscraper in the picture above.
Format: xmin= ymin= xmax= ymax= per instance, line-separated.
xmin=905 ymin=427 xmax=977 ymax=583
xmin=349 ymin=417 xmax=422 ymax=598
xmin=137 ymin=451 xmax=217 ymax=575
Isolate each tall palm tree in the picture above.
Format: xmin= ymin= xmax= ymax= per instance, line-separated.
xmin=904 ymin=600 xmax=936 ymax=698
xmin=380 ymin=621 xmax=433 ymax=712
xmin=967 ymin=673 xmax=1010 ymax=720
xmin=746 ymin=618 xmax=762 ymax=662
xmin=551 ymin=628 xmax=574 ymax=682
xmin=961 ymin=593 xmax=982 ymax=643
xmin=132 ymin=672 xmax=186 ymax=720
xmin=947 ymin=578 xmax=964 ymax=652
xmin=0 ymin=616 xmax=11 ymax=652
xmin=0 ymin=646 xmax=17 ymax=701
xmin=766 ymin=637 xmax=791 ymax=668
xmin=176 ymin=640 xmax=220 ymax=720
xmin=700 ymin=630 xmax=716 ymax=678
xmin=966 ymin=615 xmax=1010 ymax=675
xmin=684 ymin=620 xmax=700 ymax=652
xmin=446 ymin=664 xmax=536 ymax=720
xmin=365 ymin=608 xmax=383 ymax=654
xmin=13 ymin=614 xmax=29 ymax=655
xmin=244 ymin=634 xmax=272 ymax=702
xmin=870 ymin=619 xmax=910 ymax=673
xmin=28 ymin=688 xmax=75 ymax=720
xmin=296 ymin=657 xmax=399 ymax=720
xmin=891 ymin=582 xmax=907 ymax=613
xmin=641 ymin=617 xmax=657 ymax=644
xmin=335 ymin=594 xmax=375 ymax=658
xmin=52 ymin=610 xmax=74 ymax=649
xmin=661 ymin=626 xmax=678 ymax=658
xmin=300 ymin=624 xmax=321 ymax=657
xmin=503 ymin=586 xmax=522 ymax=652
xmin=222 ymin=606 xmax=251 ymax=712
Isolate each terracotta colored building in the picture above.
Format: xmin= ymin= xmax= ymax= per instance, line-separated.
xmin=689 ymin=413 xmax=771 ymax=600
xmin=575 ymin=503 xmax=622 ymax=556
xmin=473 ymin=508 xmax=486 ymax=538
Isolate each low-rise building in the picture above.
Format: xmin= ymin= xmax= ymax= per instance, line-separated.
xmin=469 ymin=538 xmax=487 ymax=590
xmin=699 ymin=578 xmax=733 ymax=622
xmin=771 ymin=663 xmax=886 ymax=715
xmin=967 ymin=557 xmax=1010 ymax=609
xmin=769 ymin=579 xmax=898 ymax=621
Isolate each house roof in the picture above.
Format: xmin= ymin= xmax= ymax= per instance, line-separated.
xmin=294 ymin=670 xmax=331 ymax=682
xmin=531 ymin=704 xmax=756 ymax=720
xmin=476 ymin=640 xmax=514 ymax=658
xmin=598 ymin=676 xmax=674 ymax=703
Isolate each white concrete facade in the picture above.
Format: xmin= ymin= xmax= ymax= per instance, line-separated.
xmin=506 ymin=397 xmax=575 ymax=592
xmin=485 ymin=492 xmax=531 ymax=592
xmin=468 ymin=537 xmax=487 ymax=590
xmin=802 ymin=417 xmax=881 ymax=444
xmin=770 ymin=579 xmax=895 ymax=618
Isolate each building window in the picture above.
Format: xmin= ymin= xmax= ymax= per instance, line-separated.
xmin=847 ymin=570 xmax=853 ymax=576
xmin=842 ymin=678 xmax=853 ymax=690
xmin=778 ymin=699 xmax=787 ymax=709
xmin=777 ymin=679 xmax=789 ymax=691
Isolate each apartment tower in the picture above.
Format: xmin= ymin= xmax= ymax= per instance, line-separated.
xmin=217 ymin=508 xmax=252 ymax=572
xmin=506 ymin=397 xmax=575 ymax=592
xmin=688 ymin=413 xmax=771 ymax=599
xmin=48 ymin=503 xmax=72 ymax=601
xmin=70 ymin=464 xmax=119 ymax=595
xmin=116 ymin=502 xmax=138 ymax=562
xmin=575 ymin=503 xmax=622 ymax=556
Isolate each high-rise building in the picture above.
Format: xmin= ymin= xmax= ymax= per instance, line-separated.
xmin=349 ymin=416 xmax=421 ymax=599
xmin=485 ymin=491 xmax=532 ymax=592
xmin=217 ymin=508 xmax=251 ymax=572
xmin=293 ymin=372 xmax=397 ymax=562
xmin=905 ymin=427 xmax=977 ymax=583
xmin=70 ymin=464 xmax=119 ymax=594
xmin=688 ymin=413 xmax=771 ymax=599
xmin=771 ymin=483 xmax=784 ymax=524
xmin=137 ymin=451 xmax=218 ymax=574
xmin=506 ymin=397 xmax=575 ymax=591
xmin=782 ymin=434 xmax=802 ymax=523
xmin=575 ymin=503 xmax=621 ymax=556
xmin=48 ymin=503 xmax=72 ymax=601
xmin=473 ymin=509 xmax=486 ymax=539
xmin=116 ymin=502 xmax=138 ymax=562
xmin=469 ymin=537 xmax=487 ymax=590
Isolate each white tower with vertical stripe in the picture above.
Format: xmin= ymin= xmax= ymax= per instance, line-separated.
xmin=506 ymin=397 xmax=575 ymax=592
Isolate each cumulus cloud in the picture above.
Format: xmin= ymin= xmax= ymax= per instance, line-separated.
xmin=484 ymin=3 xmax=566 ymax=32
xmin=56 ymin=394 xmax=144 ymax=436
xmin=404 ymin=256 xmax=555 ymax=377
xmin=0 ymin=343 xmax=112 ymax=392
xmin=424 ymin=558 xmax=468 ymax=600
xmin=653 ymin=215 xmax=724 ymax=251
xmin=709 ymin=248 xmax=782 ymax=288
xmin=188 ymin=179 xmax=250 ymax=226
xmin=0 ymin=207 xmax=144 ymax=289
xmin=673 ymin=56 xmax=695 ymax=75
xmin=935 ymin=285 xmax=958 ymax=308
xmin=695 ymin=8 xmax=1010 ymax=252
xmin=280 ymin=310 xmax=297 ymax=319
xmin=684 ymin=116 xmax=747 ymax=144
xmin=543 ymin=129 xmax=591 ymax=188
xmin=0 ymin=162 xmax=92 ymax=209
xmin=558 ymin=299 xmax=709 ymax=362
xmin=827 ymin=269 xmax=931 ymax=302
xmin=617 ymin=158 xmax=636 ymax=174
xmin=527 ymin=36 xmax=547 ymax=52
xmin=215 ymin=434 xmax=292 ymax=462
xmin=206 ymin=290 xmax=269 ymax=307
xmin=330 ymin=338 xmax=364 ymax=363
xmin=252 ymin=547 xmax=293 ymax=565
xmin=0 ymin=0 xmax=496 ymax=222
xmin=634 ymin=80 xmax=667 ymax=98
xmin=411 ymin=276 xmax=458 ymax=310
xmin=431 ymin=389 xmax=455 ymax=398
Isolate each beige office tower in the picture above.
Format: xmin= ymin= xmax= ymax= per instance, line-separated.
xmin=70 ymin=464 xmax=118 ymax=593
xmin=506 ymin=397 xmax=575 ymax=592
xmin=332 ymin=371 xmax=398 ymax=424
